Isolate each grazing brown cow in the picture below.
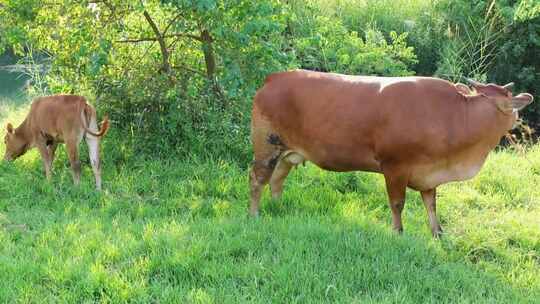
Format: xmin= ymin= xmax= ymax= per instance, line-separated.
xmin=3 ymin=95 xmax=109 ymax=190
xmin=249 ymin=70 xmax=533 ymax=237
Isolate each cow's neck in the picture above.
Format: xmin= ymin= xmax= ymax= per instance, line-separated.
xmin=465 ymin=95 xmax=512 ymax=148
xmin=14 ymin=118 xmax=32 ymax=144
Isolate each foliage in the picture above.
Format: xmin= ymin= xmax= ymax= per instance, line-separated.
xmin=290 ymin=0 xmax=444 ymax=75
xmin=290 ymin=13 xmax=417 ymax=75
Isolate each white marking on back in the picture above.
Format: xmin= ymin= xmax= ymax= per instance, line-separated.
xmin=337 ymin=75 xmax=420 ymax=93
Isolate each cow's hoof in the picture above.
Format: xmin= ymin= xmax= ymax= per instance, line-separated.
xmin=432 ymin=227 xmax=444 ymax=239
xmin=392 ymin=227 xmax=404 ymax=235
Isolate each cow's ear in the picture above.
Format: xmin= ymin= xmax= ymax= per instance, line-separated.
xmin=6 ymin=123 xmax=14 ymax=134
xmin=455 ymin=83 xmax=473 ymax=95
xmin=502 ymin=82 xmax=514 ymax=91
xmin=511 ymin=93 xmax=534 ymax=111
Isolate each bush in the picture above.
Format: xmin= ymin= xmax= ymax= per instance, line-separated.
xmin=291 ymin=15 xmax=417 ymax=76
xmin=289 ymin=0 xmax=445 ymax=75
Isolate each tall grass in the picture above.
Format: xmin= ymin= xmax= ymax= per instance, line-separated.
xmin=434 ymin=0 xmax=504 ymax=82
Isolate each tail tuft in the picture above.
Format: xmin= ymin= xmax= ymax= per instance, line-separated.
xmin=99 ymin=116 xmax=110 ymax=137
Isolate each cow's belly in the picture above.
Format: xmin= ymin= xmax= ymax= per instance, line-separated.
xmin=315 ymin=157 xmax=381 ymax=173
xmin=42 ymin=131 xmax=65 ymax=145
xmin=408 ymin=160 xmax=484 ymax=191
xmin=283 ymin=141 xmax=488 ymax=191
xmin=283 ymin=147 xmax=381 ymax=173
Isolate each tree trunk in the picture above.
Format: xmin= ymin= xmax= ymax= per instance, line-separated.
xmin=201 ymin=29 xmax=215 ymax=79
xmin=200 ymin=29 xmax=226 ymax=107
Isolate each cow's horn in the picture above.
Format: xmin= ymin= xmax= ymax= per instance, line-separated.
xmin=466 ymin=78 xmax=482 ymax=87
xmin=503 ymin=82 xmax=514 ymax=90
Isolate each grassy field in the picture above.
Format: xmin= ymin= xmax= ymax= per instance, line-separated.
xmin=1 ymin=94 xmax=540 ymax=303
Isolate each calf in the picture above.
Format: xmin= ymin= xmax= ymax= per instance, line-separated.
xmin=3 ymin=95 xmax=109 ymax=190
xmin=249 ymin=70 xmax=534 ymax=237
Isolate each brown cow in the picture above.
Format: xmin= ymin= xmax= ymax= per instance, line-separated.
xmin=3 ymin=95 xmax=109 ymax=190
xmin=249 ymin=70 xmax=533 ymax=237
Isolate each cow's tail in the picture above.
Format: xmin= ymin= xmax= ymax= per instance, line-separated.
xmin=81 ymin=103 xmax=109 ymax=138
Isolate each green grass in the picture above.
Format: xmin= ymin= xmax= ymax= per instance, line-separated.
xmin=1 ymin=96 xmax=539 ymax=303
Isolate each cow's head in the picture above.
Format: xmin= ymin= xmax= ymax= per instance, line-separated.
xmin=466 ymin=79 xmax=534 ymax=116
xmin=3 ymin=123 xmax=29 ymax=161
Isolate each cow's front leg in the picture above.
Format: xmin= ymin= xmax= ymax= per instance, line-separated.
xmin=421 ymin=188 xmax=443 ymax=238
xmin=382 ymin=167 xmax=409 ymax=234
xmin=47 ymin=142 xmax=58 ymax=169
xmin=36 ymin=143 xmax=53 ymax=180
xmin=65 ymin=140 xmax=81 ymax=186
xmin=44 ymin=142 xmax=58 ymax=176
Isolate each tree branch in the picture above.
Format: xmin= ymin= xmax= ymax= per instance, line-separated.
xmin=143 ymin=10 xmax=170 ymax=74
xmin=115 ymin=33 xmax=204 ymax=44
xmin=116 ymin=37 xmax=159 ymax=43
xmin=163 ymin=12 xmax=184 ymax=35
xmin=171 ymin=64 xmax=206 ymax=77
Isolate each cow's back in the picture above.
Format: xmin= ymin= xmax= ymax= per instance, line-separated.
xmin=253 ymin=70 xmax=471 ymax=172
xmin=28 ymin=95 xmax=87 ymax=137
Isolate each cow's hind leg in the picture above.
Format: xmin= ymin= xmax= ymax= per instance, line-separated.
xmin=250 ymin=106 xmax=288 ymax=216
xmin=85 ymin=117 xmax=103 ymax=190
xmin=249 ymin=159 xmax=274 ymax=216
xmin=269 ymin=152 xmax=303 ymax=199
xmin=85 ymin=134 xmax=102 ymax=190
xmin=270 ymin=159 xmax=292 ymax=199
xmin=249 ymin=130 xmax=283 ymax=216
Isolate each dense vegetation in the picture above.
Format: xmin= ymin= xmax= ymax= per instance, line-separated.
xmin=1 ymin=0 xmax=539 ymax=302
xmin=1 ymin=0 xmax=539 ymax=160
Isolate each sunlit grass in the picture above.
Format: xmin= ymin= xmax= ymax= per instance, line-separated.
xmin=1 ymin=98 xmax=539 ymax=302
